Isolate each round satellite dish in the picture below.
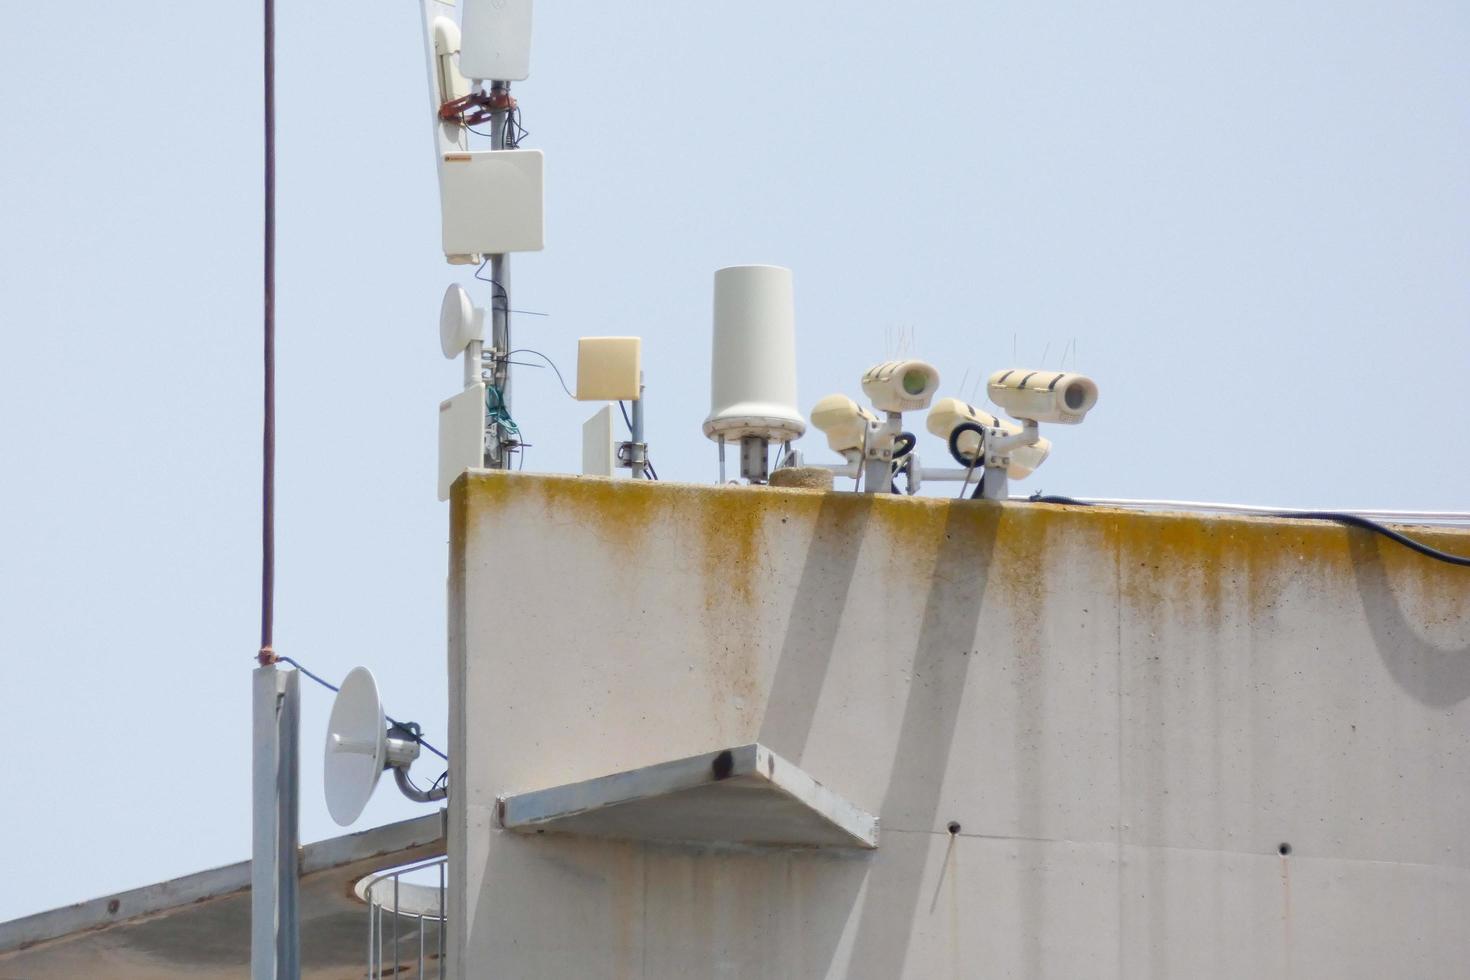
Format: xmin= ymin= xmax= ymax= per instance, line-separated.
xmin=324 ymin=667 xmax=387 ymax=827
xmin=439 ymin=284 xmax=480 ymax=359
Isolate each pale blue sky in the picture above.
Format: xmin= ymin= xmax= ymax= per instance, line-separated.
xmin=0 ymin=1 xmax=1466 ymax=921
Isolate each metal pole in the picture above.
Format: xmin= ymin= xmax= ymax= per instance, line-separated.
xmin=486 ymin=81 xmax=512 ymax=468
xmin=740 ymin=436 xmax=770 ymax=484
xmin=630 ymin=372 xmax=646 ymax=479
xmin=861 ymin=414 xmax=902 ymax=494
xmin=252 ymin=665 xmax=300 ymax=979
xmin=254 ymin=1 xmax=296 ymax=970
xmin=979 ymin=466 xmax=1009 ymax=500
xmin=464 ymin=338 xmax=482 ymax=389
xmin=259 ymin=0 xmax=276 ymax=665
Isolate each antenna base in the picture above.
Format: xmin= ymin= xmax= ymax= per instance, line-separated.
xmin=740 ymin=437 xmax=770 ymax=484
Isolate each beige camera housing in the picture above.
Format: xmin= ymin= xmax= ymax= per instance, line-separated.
xmin=986 ymin=369 xmax=1098 ymax=424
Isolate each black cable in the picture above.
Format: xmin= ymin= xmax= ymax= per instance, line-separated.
xmin=277 ymin=656 xmax=450 ymax=762
xmin=1275 ymin=511 xmax=1470 ymax=567
xmin=1020 ymin=494 xmax=1470 ymax=567
xmin=508 ymin=348 xmax=575 ymax=400
xmin=883 ymin=433 xmax=919 ymax=494
xmin=945 ymin=422 xmax=987 ymax=499
xmin=501 ymin=105 xmax=529 ymax=148
xmin=1028 ymin=492 xmax=1091 ymax=506
xmin=472 ymin=264 xmax=510 ymax=310
xmin=946 ymin=422 xmax=985 ymax=468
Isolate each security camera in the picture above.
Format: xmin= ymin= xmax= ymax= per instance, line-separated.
xmin=926 ymin=397 xmax=1051 ymax=479
xmin=986 ymin=369 xmax=1098 ymax=424
xmin=810 ymin=394 xmax=878 ymax=455
xmin=862 ymin=360 xmax=940 ymax=414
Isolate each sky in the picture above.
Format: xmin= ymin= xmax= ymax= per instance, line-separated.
xmin=0 ymin=0 xmax=1466 ymax=923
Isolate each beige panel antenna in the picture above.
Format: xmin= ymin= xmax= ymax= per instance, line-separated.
xmin=576 ymin=337 xmax=642 ymax=401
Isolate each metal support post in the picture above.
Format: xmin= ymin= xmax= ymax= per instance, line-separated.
xmin=740 ymin=436 xmax=769 ymax=484
xmin=861 ymin=413 xmax=903 ymax=493
xmin=979 ymin=464 xmax=1010 ymax=500
xmin=629 ymin=372 xmax=647 ymax=479
xmin=252 ymin=664 xmax=300 ymax=980
xmin=463 ymin=338 xmax=482 ymax=390
xmin=486 ymin=81 xmax=513 ymax=469
xmin=979 ymin=419 xmax=1039 ymax=500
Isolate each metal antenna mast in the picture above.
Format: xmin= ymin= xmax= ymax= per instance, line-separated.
xmin=252 ymin=0 xmax=301 ymax=974
xmin=486 ymin=81 xmax=514 ymax=468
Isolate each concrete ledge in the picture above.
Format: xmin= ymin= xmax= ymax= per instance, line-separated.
xmin=498 ymin=744 xmax=879 ymax=849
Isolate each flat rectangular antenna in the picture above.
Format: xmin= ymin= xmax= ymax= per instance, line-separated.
xmin=576 ymin=337 xmax=642 ymax=401
xmin=439 ymin=149 xmax=545 ymax=258
xmin=459 ymin=0 xmax=533 ymax=81
xmin=438 ymin=382 xmax=486 ymax=500
xmin=581 ymin=406 xmax=615 ymax=477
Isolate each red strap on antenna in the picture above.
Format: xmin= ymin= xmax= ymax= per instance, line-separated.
xmin=439 ymin=89 xmax=516 ymax=127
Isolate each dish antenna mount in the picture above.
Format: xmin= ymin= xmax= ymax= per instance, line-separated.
xmin=324 ymin=667 xmax=447 ymax=827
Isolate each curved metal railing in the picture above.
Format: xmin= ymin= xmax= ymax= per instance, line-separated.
xmin=359 ymin=856 xmax=447 ymax=978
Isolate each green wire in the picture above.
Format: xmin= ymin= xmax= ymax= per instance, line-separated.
xmin=485 ymin=384 xmax=519 ymax=435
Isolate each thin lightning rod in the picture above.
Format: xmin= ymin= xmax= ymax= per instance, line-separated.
xmin=259 ymin=0 xmax=276 ymax=665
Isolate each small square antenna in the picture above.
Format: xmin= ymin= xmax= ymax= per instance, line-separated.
xmin=459 ymin=0 xmax=533 ymax=81
xmin=581 ymin=405 xmax=616 ymax=477
xmin=439 ymin=150 xmax=545 ymax=259
xmin=438 ymin=383 xmax=486 ymax=500
xmin=577 ymin=337 xmax=642 ymax=401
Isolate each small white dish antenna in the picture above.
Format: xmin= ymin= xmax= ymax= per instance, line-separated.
xmin=323 ymin=667 xmax=446 ymax=826
xmin=440 ymin=284 xmax=481 ymax=359
xmin=324 ymin=667 xmax=389 ymax=826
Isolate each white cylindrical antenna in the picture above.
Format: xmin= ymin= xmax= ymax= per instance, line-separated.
xmin=703 ymin=266 xmax=805 ymax=481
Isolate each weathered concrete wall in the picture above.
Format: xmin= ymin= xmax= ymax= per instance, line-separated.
xmin=449 ymin=472 xmax=1470 ymax=979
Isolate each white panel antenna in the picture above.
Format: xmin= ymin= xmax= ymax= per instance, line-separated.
xmin=459 ymin=0 xmax=534 ymax=82
xmin=439 ymin=149 xmax=545 ymax=258
xmin=703 ymin=265 xmax=805 ymax=483
xmin=418 ymin=4 xmax=474 ymax=265
xmin=432 ymin=16 xmax=471 ymax=106
xmin=439 ymin=383 xmax=486 ymax=501
xmin=581 ymin=405 xmax=616 ymax=478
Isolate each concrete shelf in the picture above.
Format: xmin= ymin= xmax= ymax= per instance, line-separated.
xmin=497 ymin=743 xmax=878 ymax=850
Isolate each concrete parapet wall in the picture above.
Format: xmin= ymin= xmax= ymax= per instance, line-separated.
xmin=449 ymin=472 xmax=1470 ymax=978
